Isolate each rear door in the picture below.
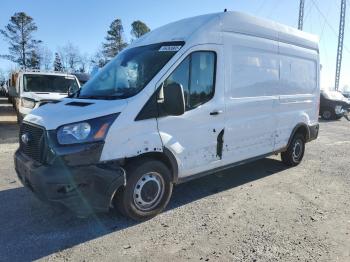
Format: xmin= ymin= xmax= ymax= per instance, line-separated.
xmin=275 ymin=43 xmax=319 ymax=150
xmin=156 ymin=44 xmax=226 ymax=178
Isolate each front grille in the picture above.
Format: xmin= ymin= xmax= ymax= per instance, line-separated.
xmin=19 ymin=123 xmax=45 ymax=163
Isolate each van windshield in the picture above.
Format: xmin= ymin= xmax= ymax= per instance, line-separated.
xmin=77 ymin=42 xmax=184 ymax=100
xmin=24 ymin=74 xmax=79 ymax=93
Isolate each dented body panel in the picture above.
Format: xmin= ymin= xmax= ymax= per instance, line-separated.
xmin=14 ymin=11 xmax=320 ymax=216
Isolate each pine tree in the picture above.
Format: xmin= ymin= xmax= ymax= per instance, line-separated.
xmin=53 ymin=52 xmax=63 ymax=72
xmin=0 ymin=12 xmax=42 ymax=69
xmin=102 ymin=19 xmax=127 ymax=60
xmin=131 ymin=20 xmax=150 ymax=39
xmin=27 ymin=50 xmax=41 ymax=70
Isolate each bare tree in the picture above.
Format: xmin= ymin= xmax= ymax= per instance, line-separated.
xmin=58 ymin=42 xmax=81 ymax=72
xmin=0 ymin=69 xmax=5 ymax=83
xmin=78 ymin=53 xmax=91 ymax=73
xmin=91 ymin=46 xmax=108 ymax=68
xmin=39 ymin=46 xmax=53 ymax=70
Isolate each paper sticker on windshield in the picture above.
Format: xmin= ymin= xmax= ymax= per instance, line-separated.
xmin=159 ymin=46 xmax=182 ymax=52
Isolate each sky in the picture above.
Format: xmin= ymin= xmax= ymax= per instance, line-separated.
xmin=0 ymin=0 xmax=349 ymax=90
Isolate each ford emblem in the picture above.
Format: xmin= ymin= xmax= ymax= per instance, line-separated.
xmin=21 ymin=133 xmax=30 ymax=145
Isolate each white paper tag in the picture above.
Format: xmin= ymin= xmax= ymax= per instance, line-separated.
xmin=159 ymin=46 xmax=182 ymax=52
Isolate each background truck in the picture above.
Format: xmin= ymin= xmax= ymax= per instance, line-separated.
xmin=9 ymin=71 xmax=80 ymax=123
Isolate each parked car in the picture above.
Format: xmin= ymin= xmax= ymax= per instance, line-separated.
xmin=7 ymin=77 xmax=17 ymax=106
xmin=15 ymin=11 xmax=320 ymax=221
xmin=9 ymin=71 xmax=80 ymax=123
xmin=320 ymin=90 xmax=350 ymax=120
xmin=0 ymin=81 xmax=8 ymax=96
xmin=73 ymin=73 xmax=90 ymax=86
xmin=342 ymin=91 xmax=350 ymax=99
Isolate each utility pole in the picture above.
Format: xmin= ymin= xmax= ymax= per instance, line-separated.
xmin=335 ymin=0 xmax=346 ymax=91
xmin=298 ymin=0 xmax=305 ymax=30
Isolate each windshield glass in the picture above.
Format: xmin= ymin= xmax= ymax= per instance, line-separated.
xmin=23 ymin=74 xmax=79 ymax=93
xmin=77 ymin=42 xmax=184 ymax=99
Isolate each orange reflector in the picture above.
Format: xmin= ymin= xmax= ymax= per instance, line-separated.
xmin=94 ymin=123 xmax=109 ymax=139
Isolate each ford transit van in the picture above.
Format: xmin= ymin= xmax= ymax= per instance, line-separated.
xmin=14 ymin=12 xmax=320 ymax=221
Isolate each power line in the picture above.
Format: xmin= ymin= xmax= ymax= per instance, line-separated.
xmin=319 ymin=1 xmax=333 ymax=40
xmin=304 ymin=1 xmax=314 ymax=22
xmin=255 ymin=0 xmax=268 ymax=15
xmin=267 ymin=0 xmax=281 ymax=19
xmin=310 ymin=0 xmax=350 ymax=54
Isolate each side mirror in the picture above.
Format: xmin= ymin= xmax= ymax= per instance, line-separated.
xmin=68 ymin=86 xmax=79 ymax=97
xmin=160 ymin=83 xmax=185 ymax=116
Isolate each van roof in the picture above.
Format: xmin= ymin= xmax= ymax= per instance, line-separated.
xmin=131 ymin=11 xmax=319 ymax=52
xmin=19 ymin=71 xmax=77 ymax=77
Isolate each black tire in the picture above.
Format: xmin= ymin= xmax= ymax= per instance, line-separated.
xmin=281 ymin=133 xmax=306 ymax=167
xmin=321 ymin=108 xmax=335 ymax=120
xmin=115 ymin=159 xmax=173 ymax=221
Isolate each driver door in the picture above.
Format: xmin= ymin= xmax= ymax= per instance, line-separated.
xmin=156 ymin=45 xmax=225 ymax=178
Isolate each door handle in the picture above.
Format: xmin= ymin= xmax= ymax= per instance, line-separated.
xmin=210 ymin=110 xmax=223 ymax=116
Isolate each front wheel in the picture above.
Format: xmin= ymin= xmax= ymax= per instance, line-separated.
xmin=321 ymin=109 xmax=335 ymax=120
xmin=115 ymin=159 xmax=173 ymax=221
xmin=281 ymin=133 xmax=305 ymax=167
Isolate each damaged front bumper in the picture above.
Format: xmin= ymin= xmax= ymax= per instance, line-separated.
xmin=14 ymin=139 xmax=125 ymax=217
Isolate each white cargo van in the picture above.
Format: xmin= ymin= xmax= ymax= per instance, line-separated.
xmin=11 ymin=71 xmax=80 ymax=122
xmin=15 ymin=12 xmax=320 ymax=220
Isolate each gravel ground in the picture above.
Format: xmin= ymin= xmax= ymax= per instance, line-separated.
xmin=0 ymin=96 xmax=349 ymax=262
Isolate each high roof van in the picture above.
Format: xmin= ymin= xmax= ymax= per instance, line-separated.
xmin=14 ymin=12 xmax=320 ymax=221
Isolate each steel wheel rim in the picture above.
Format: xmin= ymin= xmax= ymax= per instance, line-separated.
xmin=323 ymin=111 xmax=331 ymax=119
xmin=133 ymin=172 xmax=165 ymax=211
xmin=292 ymin=139 xmax=303 ymax=162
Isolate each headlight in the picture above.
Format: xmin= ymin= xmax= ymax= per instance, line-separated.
xmin=21 ymin=97 xmax=36 ymax=109
xmin=57 ymin=113 xmax=120 ymax=145
xmin=335 ymin=105 xmax=343 ymax=114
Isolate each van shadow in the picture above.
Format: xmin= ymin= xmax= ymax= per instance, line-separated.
xmin=0 ymin=158 xmax=288 ymax=261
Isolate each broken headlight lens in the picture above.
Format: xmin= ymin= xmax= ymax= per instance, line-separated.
xmin=21 ymin=97 xmax=36 ymax=109
xmin=57 ymin=113 xmax=120 ymax=145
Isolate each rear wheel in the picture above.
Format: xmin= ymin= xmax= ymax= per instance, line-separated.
xmin=115 ymin=159 xmax=173 ymax=221
xmin=281 ymin=133 xmax=305 ymax=167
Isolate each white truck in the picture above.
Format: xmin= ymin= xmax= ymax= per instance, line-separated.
xmin=15 ymin=12 xmax=320 ymax=221
xmin=10 ymin=71 xmax=80 ymax=122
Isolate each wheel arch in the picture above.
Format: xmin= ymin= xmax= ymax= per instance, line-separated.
xmin=287 ymin=123 xmax=310 ymax=148
xmin=123 ymin=147 xmax=179 ymax=184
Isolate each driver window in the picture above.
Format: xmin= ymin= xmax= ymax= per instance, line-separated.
xmin=164 ymin=51 xmax=216 ymax=111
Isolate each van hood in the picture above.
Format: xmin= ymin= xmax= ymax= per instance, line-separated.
xmin=23 ymin=92 xmax=68 ymax=101
xmin=24 ymin=98 xmax=128 ymax=130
